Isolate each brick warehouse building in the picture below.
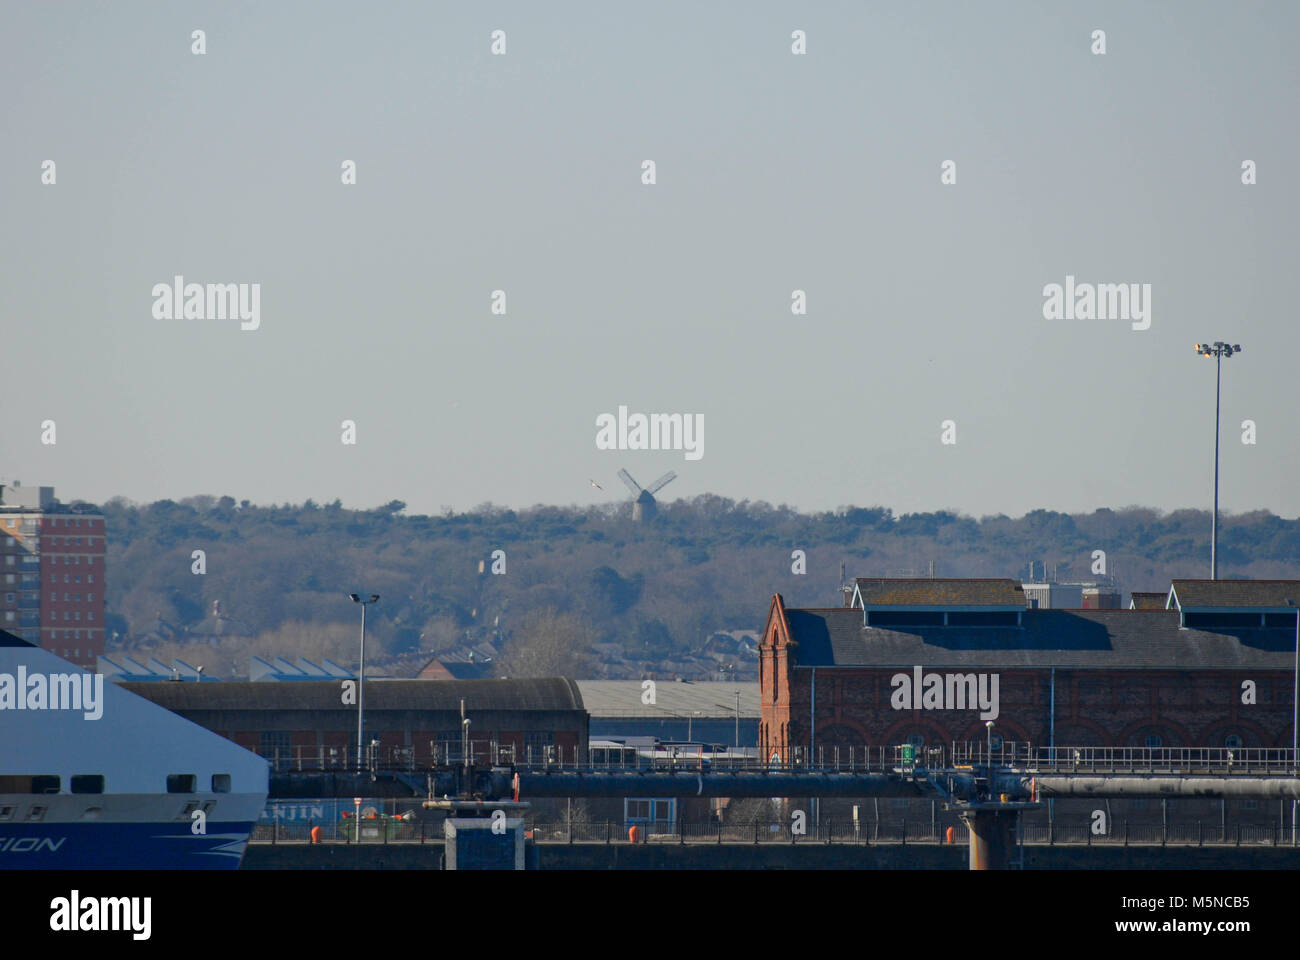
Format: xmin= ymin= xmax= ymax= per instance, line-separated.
xmin=759 ymin=578 xmax=1300 ymax=761
xmin=124 ymin=678 xmax=588 ymax=767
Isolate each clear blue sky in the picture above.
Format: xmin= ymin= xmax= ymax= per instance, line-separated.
xmin=2 ymin=1 xmax=1296 ymax=518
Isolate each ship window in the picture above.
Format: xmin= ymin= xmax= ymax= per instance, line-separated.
xmin=212 ymin=774 xmax=232 ymax=793
xmin=0 ymin=806 xmax=11 ymax=820
xmin=71 ymin=774 xmax=105 ymax=794
xmin=166 ymin=774 xmax=197 ymax=794
xmin=0 ymin=775 xmax=60 ymax=794
xmin=27 ymin=805 xmax=46 ymax=821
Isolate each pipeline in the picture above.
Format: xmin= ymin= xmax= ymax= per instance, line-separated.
xmin=515 ymin=771 xmax=940 ymax=799
xmin=1008 ymin=775 xmax=1300 ymax=800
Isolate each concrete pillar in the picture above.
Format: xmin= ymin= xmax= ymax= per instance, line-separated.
xmin=961 ymin=809 xmax=1018 ymax=870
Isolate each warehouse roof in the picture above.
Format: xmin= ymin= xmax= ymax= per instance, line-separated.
xmin=852 ymin=578 xmax=1024 ymax=607
xmin=576 ymin=681 xmax=760 ymax=718
xmin=782 ymin=607 xmax=1298 ymax=670
xmin=123 ymin=677 xmax=585 ymax=712
xmin=1170 ymin=580 xmax=1300 ymax=610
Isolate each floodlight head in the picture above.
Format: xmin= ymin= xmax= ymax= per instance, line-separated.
xmin=369 ymin=594 xmax=380 ymax=603
xmin=349 ymin=593 xmax=361 ymax=602
xmin=985 ymin=720 xmax=994 ymax=728
xmin=1234 ymin=344 xmax=1242 ymax=352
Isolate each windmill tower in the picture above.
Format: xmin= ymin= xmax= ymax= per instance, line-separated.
xmin=618 ymin=468 xmax=677 ymax=522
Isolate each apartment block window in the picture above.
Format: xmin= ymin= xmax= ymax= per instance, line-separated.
xmin=87 ymin=612 xmax=93 ymax=621
xmin=4 ymin=612 xmax=12 ymax=622
xmin=63 ymin=594 xmax=69 ymax=602
xmin=4 ymin=594 xmax=12 ymax=603
xmin=88 ymin=594 xmax=94 ymax=602
xmin=74 ymin=576 xmax=81 ymax=584
xmin=74 ymin=612 xmax=80 ymax=621
xmin=88 ymin=575 xmax=94 ymax=583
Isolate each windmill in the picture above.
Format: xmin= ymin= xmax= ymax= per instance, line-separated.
xmin=618 ymin=468 xmax=677 ymax=522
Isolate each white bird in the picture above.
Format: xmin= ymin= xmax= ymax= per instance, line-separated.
xmin=589 ymin=479 xmax=603 ymax=490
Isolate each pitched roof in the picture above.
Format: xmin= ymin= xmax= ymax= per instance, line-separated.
xmin=1170 ymin=580 xmax=1300 ymax=610
xmin=783 ymin=607 xmax=1298 ymax=670
xmin=853 ymin=578 xmax=1024 ymax=606
xmin=123 ymin=677 xmax=585 ymax=712
xmin=1128 ymin=592 xmax=1169 ymax=610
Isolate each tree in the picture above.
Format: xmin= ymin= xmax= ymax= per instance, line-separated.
xmin=500 ymin=608 xmax=595 ymax=678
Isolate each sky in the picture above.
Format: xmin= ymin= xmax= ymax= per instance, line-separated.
xmin=2 ymin=1 xmax=1297 ymax=518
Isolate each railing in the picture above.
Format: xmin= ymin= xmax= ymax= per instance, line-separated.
xmin=951 ymin=742 xmax=1298 ymax=775
xmin=259 ymin=740 xmax=527 ymax=772
xmin=259 ymin=741 xmax=1300 ymax=776
xmin=249 ymin=817 xmax=1300 ymax=847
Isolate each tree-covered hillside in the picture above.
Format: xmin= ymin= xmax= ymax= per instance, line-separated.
xmin=98 ymin=495 xmax=1300 ymax=678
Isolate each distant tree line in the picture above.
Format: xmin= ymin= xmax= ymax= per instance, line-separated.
xmin=98 ymin=495 xmax=1300 ymax=677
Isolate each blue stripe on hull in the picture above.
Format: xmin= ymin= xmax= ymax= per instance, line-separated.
xmin=0 ymin=822 xmax=255 ymax=870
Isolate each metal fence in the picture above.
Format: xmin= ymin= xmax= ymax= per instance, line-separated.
xmin=950 ymin=742 xmax=1297 ymax=774
xmin=255 ymin=742 xmax=1300 ymax=775
xmin=249 ymin=817 xmax=1300 ymax=846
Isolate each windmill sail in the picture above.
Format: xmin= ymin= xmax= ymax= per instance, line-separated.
xmin=617 ymin=469 xmax=642 ymax=495
xmin=646 ymin=471 xmax=677 ymax=495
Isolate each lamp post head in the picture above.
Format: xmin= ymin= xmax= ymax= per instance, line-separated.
xmin=349 ymin=593 xmax=360 ymax=602
xmin=985 ymin=720 xmax=994 ymax=729
xmin=369 ymin=595 xmax=380 ymax=604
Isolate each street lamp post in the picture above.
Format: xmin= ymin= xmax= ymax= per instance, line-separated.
xmin=349 ymin=593 xmax=380 ymax=775
xmin=1194 ymin=342 xmax=1242 ymax=580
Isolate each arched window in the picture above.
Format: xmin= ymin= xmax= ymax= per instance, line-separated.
xmin=1224 ymin=734 xmax=1243 ymax=750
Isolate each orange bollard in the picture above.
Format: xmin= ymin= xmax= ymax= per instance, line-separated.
xmin=628 ymin=824 xmax=640 ymax=844
xmin=311 ymin=825 xmax=322 ymax=844
xmin=945 ymin=826 xmax=955 ymax=845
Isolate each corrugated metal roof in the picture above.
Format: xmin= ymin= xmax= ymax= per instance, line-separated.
xmin=785 ymin=607 xmax=1298 ymax=670
xmin=853 ymin=578 xmax=1024 ymax=606
xmin=576 ymin=681 xmax=760 ymax=718
xmin=1171 ymin=580 xmax=1300 ymax=609
xmin=123 ymin=677 xmax=584 ymax=712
